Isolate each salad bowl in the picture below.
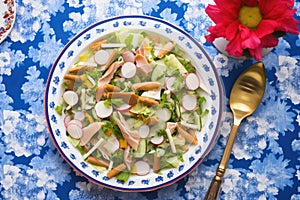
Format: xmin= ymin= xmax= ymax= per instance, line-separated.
xmin=44 ymin=15 xmax=224 ymax=192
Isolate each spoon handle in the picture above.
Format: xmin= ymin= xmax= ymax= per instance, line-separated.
xmin=204 ymin=124 xmax=240 ymax=200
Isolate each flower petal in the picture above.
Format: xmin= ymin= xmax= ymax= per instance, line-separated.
xmin=205 ymin=23 xmax=228 ymax=42
xmin=255 ymin=20 xmax=278 ymax=38
xmin=205 ymin=5 xmax=223 ymax=24
xmin=225 ymin=20 xmax=240 ymax=41
xmin=260 ymin=0 xmax=294 ymax=16
xmin=207 ymin=0 xmax=241 ymax=21
xmin=205 ymin=4 xmax=238 ymax=24
xmin=239 ymin=26 xmax=261 ymax=49
xmin=226 ymin=35 xmax=244 ymax=57
xmin=276 ymin=17 xmax=299 ymax=34
xmin=215 ymin=0 xmax=242 ymax=12
xmin=249 ymin=47 xmax=263 ymax=60
xmin=260 ymin=0 xmax=298 ymax=33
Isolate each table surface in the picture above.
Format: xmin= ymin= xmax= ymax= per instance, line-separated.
xmin=1 ymin=1 xmax=299 ymax=200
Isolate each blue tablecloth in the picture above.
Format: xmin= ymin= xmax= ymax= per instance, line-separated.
xmin=1 ymin=1 xmax=299 ymax=199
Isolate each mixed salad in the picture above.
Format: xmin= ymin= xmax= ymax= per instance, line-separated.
xmin=56 ymin=29 xmax=209 ymax=182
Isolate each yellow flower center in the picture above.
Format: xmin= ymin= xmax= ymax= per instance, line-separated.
xmin=239 ymin=5 xmax=262 ymax=29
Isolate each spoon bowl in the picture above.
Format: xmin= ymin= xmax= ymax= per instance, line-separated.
xmin=204 ymin=61 xmax=266 ymax=200
xmin=230 ymin=62 xmax=266 ymax=124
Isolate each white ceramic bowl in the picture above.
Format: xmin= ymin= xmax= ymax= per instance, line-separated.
xmin=45 ymin=15 xmax=224 ymax=192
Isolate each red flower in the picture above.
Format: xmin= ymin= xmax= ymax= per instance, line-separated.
xmin=205 ymin=0 xmax=299 ymax=60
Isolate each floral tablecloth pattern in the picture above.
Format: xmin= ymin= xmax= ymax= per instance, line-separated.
xmin=0 ymin=1 xmax=299 ymax=200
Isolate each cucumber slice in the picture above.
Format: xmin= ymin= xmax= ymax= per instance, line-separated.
xmin=133 ymin=139 xmax=147 ymax=158
xmin=151 ymin=64 xmax=167 ymax=84
xmin=166 ymin=156 xmax=181 ymax=168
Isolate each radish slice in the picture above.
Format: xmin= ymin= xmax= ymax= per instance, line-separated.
xmin=150 ymin=135 xmax=164 ymax=146
xmin=104 ymin=135 xmax=120 ymax=153
xmin=182 ymin=94 xmax=197 ymax=111
xmin=115 ymin=103 xmax=132 ymax=112
xmin=68 ymin=119 xmax=83 ymax=128
xmin=67 ymin=123 xmax=83 ymax=139
xmin=64 ymin=114 xmax=71 ymax=127
xmin=165 ymin=76 xmax=176 ymax=92
xmin=122 ymin=50 xmax=135 ymax=62
xmin=138 ymin=125 xmax=150 ymax=138
xmin=74 ymin=111 xmax=85 ymax=121
xmin=134 ymin=160 xmax=150 ymax=176
xmin=94 ymin=50 xmax=110 ymax=65
xmin=121 ymin=62 xmax=137 ymax=78
xmin=185 ymin=73 xmax=200 ymax=90
xmin=63 ymin=91 xmax=79 ymax=109
xmin=156 ymin=108 xmax=172 ymax=122
xmin=94 ymin=101 xmax=113 ymax=118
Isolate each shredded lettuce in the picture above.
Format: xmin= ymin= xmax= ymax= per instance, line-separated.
xmin=91 ymin=164 xmax=107 ymax=173
xmin=130 ymin=103 xmax=155 ymax=118
xmin=111 ymin=150 xmax=124 ymax=166
xmin=116 ymin=171 xmax=131 ymax=182
xmin=172 ymin=71 xmax=184 ymax=92
xmin=104 ymin=99 xmax=112 ymax=108
xmin=165 ymin=54 xmax=188 ymax=74
xmin=111 ymin=98 xmax=124 ymax=107
xmin=67 ymin=136 xmax=80 ymax=147
xmin=177 ymin=57 xmax=196 ymax=73
xmin=195 ymin=90 xmax=209 ymax=130
xmin=101 ymin=118 xmax=123 ymax=139
xmin=124 ymin=34 xmax=134 ymax=50
xmin=55 ymin=103 xmax=64 ymax=115
xmin=115 ymin=28 xmax=145 ymax=49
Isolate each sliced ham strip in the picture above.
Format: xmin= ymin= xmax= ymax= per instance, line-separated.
xmin=122 ymin=50 xmax=135 ymax=62
xmin=96 ymin=61 xmax=123 ymax=101
xmin=103 ymin=83 xmax=121 ymax=92
xmin=138 ymin=96 xmax=159 ymax=106
xmin=146 ymin=116 xmax=159 ymax=126
xmin=104 ymin=92 xmax=138 ymax=106
xmin=177 ymin=124 xmax=198 ymax=145
xmin=157 ymin=41 xmax=176 ymax=58
xmin=86 ymin=156 xmax=109 ymax=168
xmin=135 ymin=54 xmax=152 ymax=78
xmin=124 ymin=145 xmax=132 ymax=170
xmin=105 ymin=49 xmax=118 ymax=68
xmin=131 ymin=82 xmax=161 ymax=91
xmin=80 ymin=122 xmax=103 ymax=146
xmin=114 ymin=112 xmax=140 ymax=151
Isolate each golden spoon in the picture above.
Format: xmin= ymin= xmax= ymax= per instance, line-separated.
xmin=204 ymin=61 xmax=266 ymax=200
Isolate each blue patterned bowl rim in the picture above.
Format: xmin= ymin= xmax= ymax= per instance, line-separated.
xmin=44 ymin=15 xmax=224 ymax=192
